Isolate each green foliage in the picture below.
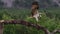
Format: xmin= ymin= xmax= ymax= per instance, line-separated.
xmin=2 ymin=13 xmax=12 ymax=20
xmin=0 ymin=8 xmax=60 ymax=34
xmin=25 ymin=11 xmax=60 ymax=34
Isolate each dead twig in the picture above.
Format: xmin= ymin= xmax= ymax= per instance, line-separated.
xmin=0 ymin=20 xmax=60 ymax=34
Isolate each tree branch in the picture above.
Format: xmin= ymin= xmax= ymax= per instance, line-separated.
xmin=0 ymin=19 xmax=50 ymax=34
xmin=52 ymin=29 xmax=60 ymax=34
xmin=0 ymin=20 xmax=60 ymax=34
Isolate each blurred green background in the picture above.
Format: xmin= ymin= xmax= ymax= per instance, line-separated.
xmin=0 ymin=0 xmax=60 ymax=34
xmin=0 ymin=8 xmax=60 ymax=34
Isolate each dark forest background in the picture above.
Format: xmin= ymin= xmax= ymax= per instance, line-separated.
xmin=0 ymin=0 xmax=60 ymax=8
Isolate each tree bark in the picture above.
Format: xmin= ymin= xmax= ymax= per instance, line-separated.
xmin=0 ymin=23 xmax=3 ymax=34
xmin=0 ymin=20 xmax=60 ymax=34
